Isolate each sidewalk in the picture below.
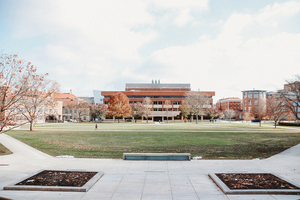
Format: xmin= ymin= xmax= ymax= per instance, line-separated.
xmin=0 ymin=133 xmax=299 ymax=200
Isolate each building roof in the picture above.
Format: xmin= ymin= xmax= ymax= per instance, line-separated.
xmin=241 ymin=90 xmax=267 ymax=92
xmin=54 ymin=93 xmax=77 ymax=100
xmin=126 ymin=83 xmax=190 ymax=89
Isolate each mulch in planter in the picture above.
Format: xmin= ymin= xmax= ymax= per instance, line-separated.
xmin=16 ymin=170 xmax=97 ymax=187
xmin=216 ymin=173 xmax=300 ymax=190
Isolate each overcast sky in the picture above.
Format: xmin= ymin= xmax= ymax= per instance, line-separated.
xmin=1 ymin=0 xmax=300 ymax=102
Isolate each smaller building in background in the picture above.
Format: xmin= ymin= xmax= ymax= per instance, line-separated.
xmin=55 ymin=91 xmax=91 ymax=122
xmin=216 ymin=97 xmax=242 ymax=120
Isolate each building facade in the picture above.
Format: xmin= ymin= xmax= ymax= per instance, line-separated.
xmin=242 ymin=90 xmax=267 ymax=119
xmin=94 ymin=80 xmax=215 ymax=121
xmin=216 ymin=97 xmax=242 ymax=119
xmin=55 ymin=92 xmax=91 ymax=122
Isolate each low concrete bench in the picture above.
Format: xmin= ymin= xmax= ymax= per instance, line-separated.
xmin=123 ymin=153 xmax=191 ymax=161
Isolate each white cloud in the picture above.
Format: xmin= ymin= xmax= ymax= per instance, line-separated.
xmin=149 ymin=0 xmax=209 ymax=26
xmin=148 ymin=1 xmax=300 ymax=101
xmin=256 ymin=1 xmax=300 ymax=26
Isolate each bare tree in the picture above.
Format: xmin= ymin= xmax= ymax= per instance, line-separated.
xmin=143 ymin=97 xmax=152 ymax=123
xmin=243 ymin=112 xmax=253 ymax=124
xmin=266 ymin=95 xmax=288 ymax=128
xmin=185 ymin=92 xmax=210 ymax=123
xmin=91 ymin=104 xmax=108 ymax=121
xmin=251 ymin=100 xmax=266 ymax=126
xmin=223 ymin=109 xmax=236 ymax=122
xmin=280 ymin=75 xmax=300 ymax=120
xmin=76 ymin=101 xmax=90 ymax=122
xmin=132 ymin=103 xmax=145 ymax=123
xmin=19 ymin=77 xmax=60 ymax=131
xmin=164 ymin=100 xmax=171 ymax=123
xmin=207 ymin=108 xmax=219 ymax=122
xmin=179 ymin=102 xmax=190 ymax=122
xmin=0 ymin=54 xmax=38 ymax=132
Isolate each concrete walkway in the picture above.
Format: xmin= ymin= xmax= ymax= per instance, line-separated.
xmin=0 ymin=133 xmax=299 ymax=200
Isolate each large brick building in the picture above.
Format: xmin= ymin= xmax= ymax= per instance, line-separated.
xmin=94 ymin=80 xmax=215 ymax=121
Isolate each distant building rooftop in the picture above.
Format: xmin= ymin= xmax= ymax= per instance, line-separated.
xmin=126 ymin=80 xmax=190 ymax=89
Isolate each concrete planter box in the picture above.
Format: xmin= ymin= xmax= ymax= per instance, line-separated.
xmin=123 ymin=153 xmax=191 ymax=161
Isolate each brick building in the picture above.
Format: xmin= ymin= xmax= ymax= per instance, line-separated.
xmin=242 ymin=90 xmax=267 ymax=119
xmin=94 ymin=80 xmax=215 ymax=121
xmin=216 ymin=97 xmax=242 ymax=119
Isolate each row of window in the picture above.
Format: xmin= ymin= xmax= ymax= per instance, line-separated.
xmin=64 ymin=109 xmax=87 ymax=114
xmin=152 ymin=108 xmax=180 ymax=111
xmin=14 ymin=115 xmax=46 ymax=120
xmin=64 ymin=116 xmax=87 ymax=120
xmin=105 ymin=101 xmax=182 ymax=105
xmin=243 ymin=91 xmax=265 ymax=99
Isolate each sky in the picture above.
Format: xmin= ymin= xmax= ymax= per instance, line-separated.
xmin=0 ymin=0 xmax=300 ymax=102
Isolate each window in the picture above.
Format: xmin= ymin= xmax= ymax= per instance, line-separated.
xmin=254 ymin=100 xmax=258 ymax=105
xmin=84 ymin=116 xmax=86 ymax=120
xmin=69 ymin=109 xmax=72 ymax=113
xmin=70 ymin=116 xmax=72 ymax=119
xmin=74 ymin=109 xmax=77 ymax=113
xmin=65 ymin=109 xmax=68 ymax=114
xmin=154 ymin=101 xmax=162 ymax=105
xmin=244 ymin=107 xmax=246 ymax=111
xmin=260 ymin=92 xmax=264 ymax=98
xmin=249 ymin=107 xmax=252 ymax=112
xmin=244 ymin=92 xmax=247 ymax=98
xmin=248 ymin=100 xmax=252 ymax=105
xmin=244 ymin=101 xmax=246 ymax=105
xmin=248 ymin=92 xmax=252 ymax=98
xmin=254 ymin=92 xmax=258 ymax=98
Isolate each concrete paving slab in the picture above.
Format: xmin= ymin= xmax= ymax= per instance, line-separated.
xmin=35 ymin=192 xmax=85 ymax=200
xmin=271 ymin=194 xmax=300 ymax=200
xmin=80 ymin=192 xmax=112 ymax=200
xmin=141 ymin=194 xmax=173 ymax=200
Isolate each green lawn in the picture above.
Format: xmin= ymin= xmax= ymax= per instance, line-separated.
xmin=0 ymin=143 xmax=12 ymax=155
xmin=5 ymin=122 xmax=300 ymax=159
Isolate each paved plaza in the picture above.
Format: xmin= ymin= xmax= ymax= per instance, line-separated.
xmin=0 ymin=133 xmax=299 ymax=200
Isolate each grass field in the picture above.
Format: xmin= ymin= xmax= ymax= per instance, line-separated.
xmin=5 ymin=121 xmax=300 ymax=159
xmin=0 ymin=143 xmax=12 ymax=155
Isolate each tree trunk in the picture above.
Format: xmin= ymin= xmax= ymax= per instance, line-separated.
xmin=30 ymin=121 xmax=33 ymax=131
xmin=118 ymin=118 xmax=120 ymax=123
xmin=275 ymin=120 xmax=277 ymax=128
xmin=201 ymin=115 xmax=203 ymax=122
xmin=196 ymin=115 xmax=198 ymax=124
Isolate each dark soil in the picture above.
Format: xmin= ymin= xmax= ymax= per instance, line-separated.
xmin=0 ymin=151 xmax=5 ymax=154
xmin=216 ymin=173 xmax=300 ymax=190
xmin=16 ymin=170 xmax=97 ymax=187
